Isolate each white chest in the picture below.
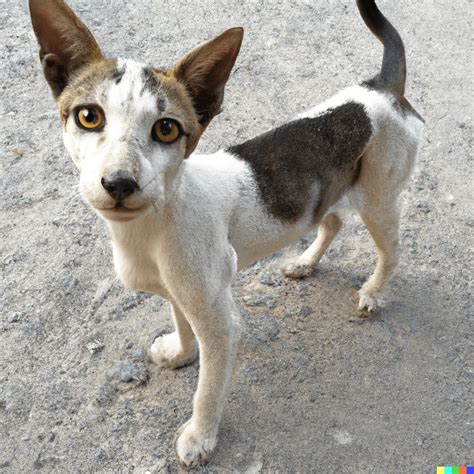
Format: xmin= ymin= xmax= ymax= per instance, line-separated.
xmin=111 ymin=240 xmax=170 ymax=298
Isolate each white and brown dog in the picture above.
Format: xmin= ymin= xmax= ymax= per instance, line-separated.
xmin=29 ymin=0 xmax=423 ymax=467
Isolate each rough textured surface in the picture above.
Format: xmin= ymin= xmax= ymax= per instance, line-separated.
xmin=1 ymin=1 xmax=472 ymax=472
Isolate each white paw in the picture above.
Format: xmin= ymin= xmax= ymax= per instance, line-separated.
xmin=176 ymin=419 xmax=218 ymax=468
xmin=149 ymin=332 xmax=197 ymax=369
xmin=358 ymin=289 xmax=380 ymax=312
xmin=282 ymin=262 xmax=313 ymax=279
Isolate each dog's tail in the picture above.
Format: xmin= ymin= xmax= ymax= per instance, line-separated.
xmin=357 ymin=0 xmax=424 ymax=122
xmin=356 ymin=0 xmax=406 ymax=97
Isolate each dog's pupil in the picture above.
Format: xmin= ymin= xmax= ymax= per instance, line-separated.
xmin=160 ymin=120 xmax=172 ymax=135
xmin=84 ymin=109 xmax=97 ymax=123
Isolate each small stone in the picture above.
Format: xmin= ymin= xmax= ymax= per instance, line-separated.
xmin=416 ymin=202 xmax=431 ymax=214
xmin=259 ymin=273 xmax=275 ymax=286
xmin=298 ymin=305 xmax=313 ymax=317
xmin=296 ymin=284 xmax=309 ymax=296
xmin=95 ymin=384 xmax=117 ymax=407
xmin=52 ymin=217 xmax=66 ymax=227
xmin=9 ymin=312 xmax=23 ymax=323
xmin=113 ymin=359 xmax=149 ymax=384
xmin=244 ymin=295 xmax=279 ymax=309
xmin=132 ymin=349 xmax=145 ymax=361
xmin=244 ymin=297 xmax=266 ymax=307
xmin=86 ymin=339 xmax=105 ymax=355
xmin=95 ymin=448 xmax=109 ymax=463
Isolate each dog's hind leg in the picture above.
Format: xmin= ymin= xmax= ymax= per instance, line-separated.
xmin=149 ymin=303 xmax=198 ymax=369
xmin=356 ymin=204 xmax=400 ymax=312
xmin=283 ymin=212 xmax=342 ymax=278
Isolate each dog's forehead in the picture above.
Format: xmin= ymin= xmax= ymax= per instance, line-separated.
xmin=60 ymin=58 xmax=197 ymax=133
xmin=102 ymin=59 xmax=165 ymax=116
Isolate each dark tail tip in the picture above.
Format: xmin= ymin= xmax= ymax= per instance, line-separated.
xmin=356 ymin=0 xmax=406 ymax=97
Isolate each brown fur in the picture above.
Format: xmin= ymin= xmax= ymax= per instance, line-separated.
xmin=152 ymin=71 xmax=202 ymax=158
xmin=169 ymin=28 xmax=243 ymax=156
xmin=57 ymin=59 xmax=117 ymax=123
xmin=29 ymin=0 xmax=103 ymax=97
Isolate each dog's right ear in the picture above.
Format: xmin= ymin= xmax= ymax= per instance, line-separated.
xmin=29 ymin=0 xmax=103 ymax=98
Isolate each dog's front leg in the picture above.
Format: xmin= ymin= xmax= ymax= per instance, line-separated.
xmin=176 ymin=287 xmax=240 ymax=467
xmin=149 ymin=303 xmax=198 ymax=369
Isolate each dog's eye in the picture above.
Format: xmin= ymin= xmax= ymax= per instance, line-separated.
xmin=74 ymin=106 xmax=105 ymax=131
xmin=152 ymin=118 xmax=181 ymax=144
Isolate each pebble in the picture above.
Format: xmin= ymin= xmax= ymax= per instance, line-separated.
xmin=112 ymin=359 xmax=149 ymax=384
xmin=86 ymin=339 xmax=105 ymax=355
xmin=243 ymin=295 xmax=279 ymax=309
xmin=298 ymin=305 xmax=314 ymax=317
xmin=259 ymin=273 xmax=275 ymax=286
xmin=95 ymin=384 xmax=117 ymax=407
xmin=416 ymin=202 xmax=432 ymax=214
xmin=52 ymin=217 xmax=66 ymax=227
xmin=9 ymin=312 xmax=23 ymax=323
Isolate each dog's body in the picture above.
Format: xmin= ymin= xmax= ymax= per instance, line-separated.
xmin=29 ymin=0 xmax=423 ymax=466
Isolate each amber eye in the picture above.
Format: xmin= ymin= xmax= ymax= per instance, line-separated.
xmin=152 ymin=118 xmax=181 ymax=144
xmin=74 ymin=106 xmax=105 ymax=131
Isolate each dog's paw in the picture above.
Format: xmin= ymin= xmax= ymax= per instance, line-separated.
xmin=357 ymin=289 xmax=381 ymax=312
xmin=176 ymin=419 xmax=218 ymax=468
xmin=282 ymin=262 xmax=313 ymax=279
xmin=149 ymin=332 xmax=197 ymax=369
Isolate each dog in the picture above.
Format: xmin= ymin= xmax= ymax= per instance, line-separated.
xmin=29 ymin=0 xmax=423 ymax=467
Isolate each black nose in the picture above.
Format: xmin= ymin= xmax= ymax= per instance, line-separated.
xmin=101 ymin=171 xmax=138 ymax=202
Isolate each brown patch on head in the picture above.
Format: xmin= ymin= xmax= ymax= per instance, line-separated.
xmin=29 ymin=0 xmax=104 ymax=98
xmin=229 ymin=102 xmax=373 ymax=222
xmin=144 ymin=69 xmax=201 ymax=157
xmin=57 ymin=58 xmax=117 ymax=124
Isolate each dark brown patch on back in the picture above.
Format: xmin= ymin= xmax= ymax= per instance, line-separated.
xmin=228 ymin=102 xmax=373 ymax=222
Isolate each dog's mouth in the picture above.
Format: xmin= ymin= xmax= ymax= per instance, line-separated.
xmin=96 ymin=202 xmax=149 ymax=222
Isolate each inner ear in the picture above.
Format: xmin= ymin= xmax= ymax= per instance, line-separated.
xmin=29 ymin=0 xmax=103 ymax=98
xmin=171 ymin=27 xmax=244 ymax=129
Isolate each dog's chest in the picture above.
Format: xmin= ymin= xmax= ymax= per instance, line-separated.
xmin=111 ymin=239 xmax=170 ymax=298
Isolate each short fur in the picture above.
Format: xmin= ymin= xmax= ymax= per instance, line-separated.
xmin=29 ymin=0 xmax=424 ymax=467
xmin=228 ymin=102 xmax=373 ymax=222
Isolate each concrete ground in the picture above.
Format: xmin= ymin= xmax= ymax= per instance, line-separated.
xmin=1 ymin=0 xmax=472 ymax=472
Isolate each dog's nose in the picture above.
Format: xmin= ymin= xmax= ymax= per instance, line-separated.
xmin=101 ymin=171 xmax=138 ymax=202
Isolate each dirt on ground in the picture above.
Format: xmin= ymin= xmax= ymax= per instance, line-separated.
xmin=1 ymin=0 xmax=472 ymax=472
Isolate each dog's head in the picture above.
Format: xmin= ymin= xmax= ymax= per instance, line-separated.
xmin=29 ymin=0 xmax=243 ymax=222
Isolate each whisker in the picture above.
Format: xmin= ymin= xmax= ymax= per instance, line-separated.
xmin=141 ymin=173 xmax=159 ymax=191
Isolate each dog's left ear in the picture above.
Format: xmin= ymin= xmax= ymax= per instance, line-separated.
xmin=170 ymin=27 xmax=244 ymax=156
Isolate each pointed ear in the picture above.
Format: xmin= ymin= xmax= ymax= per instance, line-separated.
xmin=29 ymin=0 xmax=103 ymax=98
xmin=170 ymin=27 xmax=243 ymax=130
